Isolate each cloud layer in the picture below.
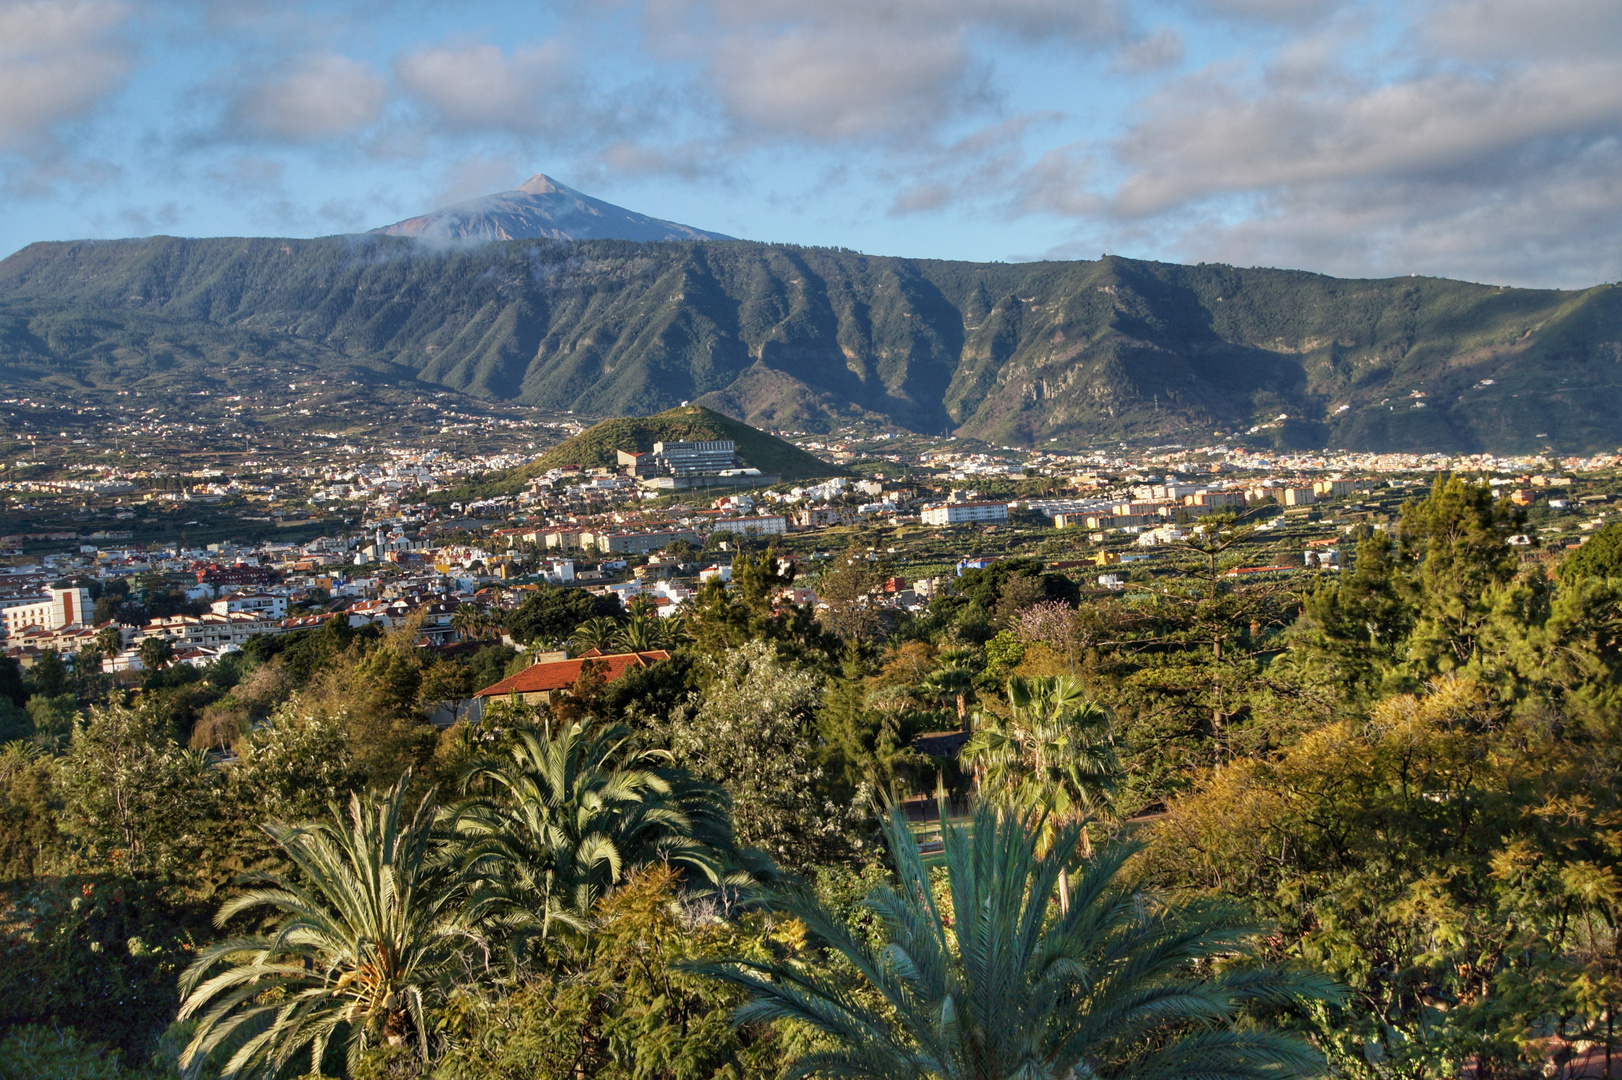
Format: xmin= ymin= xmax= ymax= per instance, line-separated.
xmin=0 ymin=0 xmax=130 ymax=152
xmin=3 ymin=0 xmax=1620 ymax=287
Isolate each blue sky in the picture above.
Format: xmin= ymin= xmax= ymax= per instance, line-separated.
xmin=3 ymin=0 xmax=1621 ymax=288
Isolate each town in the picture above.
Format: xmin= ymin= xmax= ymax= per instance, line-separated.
xmin=2 ymin=385 xmax=1616 ymax=703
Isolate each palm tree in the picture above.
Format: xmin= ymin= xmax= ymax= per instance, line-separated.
xmin=961 ymin=676 xmax=1116 ymax=915
xmin=963 ymin=676 xmax=1119 ymax=867
xmin=177 ymin=776 xmax=469 ymax=1079
xmin=94 ymin=624 xmax=123 ymax=658
xmin=450 ymin=602 xmax=485 ymax=642
xmin=920 ymin=664 xmax=976 ymax=731
xmin=702 ymin=803 xmax=1338 ymax=1080
xmin=451 ymin=720 xmax=740 ymax=959
xmin=571 ymin=615 xmax=620 ymax=652
xmin=611 ymin=608 xmax=666 ymax=652
xmin=136 ymin=635 xmax=174 ymax=672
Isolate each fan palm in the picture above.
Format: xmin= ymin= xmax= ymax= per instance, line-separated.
xmin=95 ymin=624 xmax=124 ymax=657
xmin=964 ymin=676 xmax=1118 ymax=914
xmin=137 ymin=635 xmax=175 ymax=672
xmin=176 ymin=776 xmax=468 ymax=1080
xmin=450 ymin=602 xmax=486 ymax=641
xmin=920 ymin=664 xmax=976 ymax=731
xmin=702 ymin=803 xmax=1339 ymax=1080
xmin=964 ymin=676 xmax=1118 ymax=850
xmin=451 ymin=720 xmax=738 ymax=958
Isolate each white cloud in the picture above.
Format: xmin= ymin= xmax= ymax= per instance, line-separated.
xmin=991 ymin=1 xmax=1622 ymax=285
xmin=1112 ymin=28 xmax=1184 ymax=74
xmin=1423 ymin=0 xmax=1622 ymax=59
xmin=1107 ymin=58 xmax=1622 ymax=216
xmin=396 ymin=41 xmax=572 ymax=133
xmin=646 ymin=0 xmax=1124 ymax=144
xmin=0 ymin=0 xmax=132 ymax=152
xmin=1174 ymin=143 xmax=1622 ymax=287
xmin=229 ymin=53 xmax=387 ymax=142
xmin=713 ymin=26 xmax=978 ymax=140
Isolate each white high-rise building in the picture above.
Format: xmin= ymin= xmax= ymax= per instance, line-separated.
xmin=1 ymin=586 xmax=94 ymax=637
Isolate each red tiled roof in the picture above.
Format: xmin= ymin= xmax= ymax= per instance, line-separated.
xmin=474 ymin=650 xmax=671 ymax=698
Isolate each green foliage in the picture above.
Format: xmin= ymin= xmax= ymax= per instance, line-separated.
xmin=0 ymin=741 xmax=62 ymax=879
xmin=1145 ymin=677 xmax=1622 ymax=1080
xmin=702 ymin=802 xmax=1339 ymax=1080
xmin=0 ymin=1025 xmax=168 ymax=1080
xmin=57 ymin=700 xmax=220 ymax=878
xmin=228 ymin=705 xmax=365 ymax=825
xmin=505 ymin=586 xmax=621 ymax=647
xmin=430 ymin=867 xmax=786 ymax=1080
xmin=528 ymin=405 xmax=836 ymax=480
xmin=662 ymin=640 xmax=860 ymax=868
xmin=26 ymin=649 xmax=68 ymax=697
xmin=0 ymin=875 xmax=205 ymax=1063
xmin=178 ymin=776 xmax=465 ymax=1079
xmin=1290 ymin=528 xmax=1412 ymax=702
xmin=1560 ymin=520 xmax=1622 ymax=582
xmin=683 ymin=548 xmax=823 ymax=657
xmin=0 ymin=697 xmax=33 ymax=743
xmin=949 ymin=557 xmax=1078 ymax=615
xmin=450 ymin=721 xmax=743 ymax=959
xmin=963 ymin=676 xmax=1119 ymax=853
xmin=815 ymin=647 xmax=932 ymax=799
xmin=1399 ymin=474 xmax=1525 ymax=674
xmin=813 ymin=543 xmax=892 ymax=642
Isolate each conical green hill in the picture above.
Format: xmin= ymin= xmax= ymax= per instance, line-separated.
xmin=535 ymin=406 xmax=839 ymax=481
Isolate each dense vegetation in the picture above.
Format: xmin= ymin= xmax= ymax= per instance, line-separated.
xmin=4 ymin=478 xmax=1622 ymax=1079
xmin=4 ymin=237 xmax=1622 ymax=450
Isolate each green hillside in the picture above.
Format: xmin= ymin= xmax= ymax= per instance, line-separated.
xmin=533 ymin=405 xmax=836 ymax=478
xmin=2 ymin=235 xmax=1620 ymax=451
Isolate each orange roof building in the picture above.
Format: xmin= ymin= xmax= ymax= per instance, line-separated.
xmin=473 ymin=649 xmax=672 ymax=705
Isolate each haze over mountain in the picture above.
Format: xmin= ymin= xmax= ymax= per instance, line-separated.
xmin=372 ymin=174 xmax=734 ymax=244
xmin=2 ymin=176 xmax=1621 ymax=455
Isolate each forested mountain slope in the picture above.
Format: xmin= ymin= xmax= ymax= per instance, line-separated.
xmin=2 ymin=234 xmax=1619 ymax=451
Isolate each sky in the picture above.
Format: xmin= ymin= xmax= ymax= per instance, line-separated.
xmin=2 ymin=0 xmax=1621 ymax=289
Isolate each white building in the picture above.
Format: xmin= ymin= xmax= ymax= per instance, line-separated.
xmin=1 ymin=586 xmax=93 ymax=636
xmin=920 ymin=502 xmax=1009 ymax=526
xmin=711 ymin=515 xmax=788 ymax=536
xmin=211 ymin=592 xmax=287 ymax=619
xmin=138 ymin=611 xmax=282 ymax=651
xmin=541 ymin=558 xmax=576 ymax=584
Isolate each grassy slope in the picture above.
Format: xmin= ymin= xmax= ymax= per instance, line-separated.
xmin=434 ymin=405 xmax=839 ymax=504
xmin=2 ymin=237 xmax=1619 ymax=451
xmin=529 ymin=405 xmax=837 ymax=479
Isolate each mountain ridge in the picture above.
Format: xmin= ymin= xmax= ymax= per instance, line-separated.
xmin=1 ymin=233 xmax=1619 ymax=453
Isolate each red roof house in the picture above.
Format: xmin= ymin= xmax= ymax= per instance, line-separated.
xmin=473 ymin=649 xmax=671 ymax=705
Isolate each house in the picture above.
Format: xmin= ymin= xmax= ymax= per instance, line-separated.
xmin=473 ymin=649 xmax=672 ymax=706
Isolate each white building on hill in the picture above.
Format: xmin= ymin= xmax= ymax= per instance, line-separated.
xmin=0 ymin=586 xmax=93 ymax=636
xmin=920 ymin=502 xmax=1009 ymax=526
